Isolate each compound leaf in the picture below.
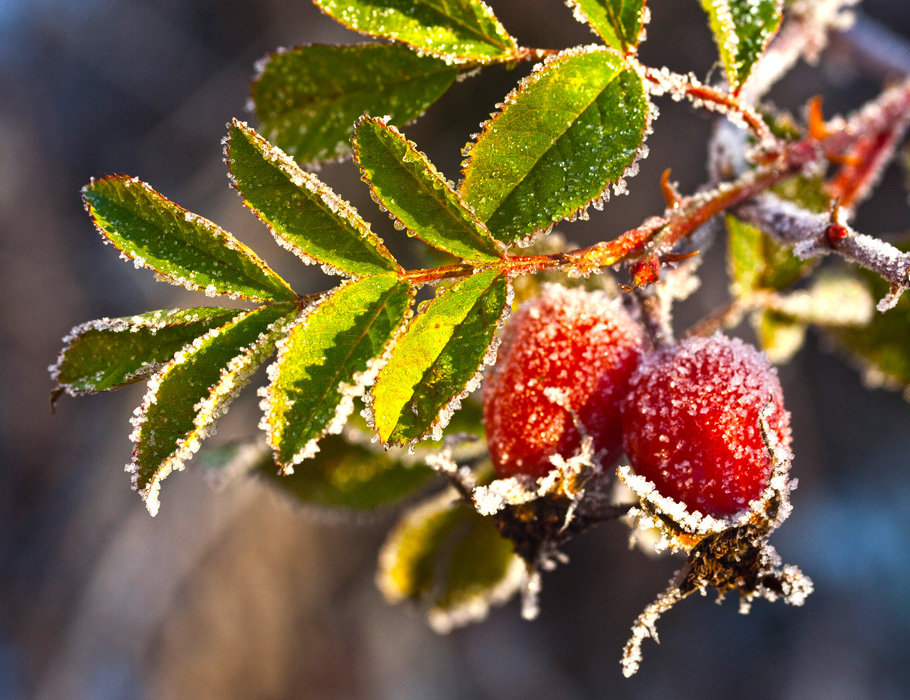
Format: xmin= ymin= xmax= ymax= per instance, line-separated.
xmin=130 ymin=303 xmax=297 ymax=516
xmin=314 ymin=0 xmax=517 ymax=63
xmin=228 ymin=120 xmax=400 ymax=277
xmin=83 ymin=176 xmax=296 ymax=302
xmin=263 ymin=274 xmax=413 ymax=472
xmin=567 ymin=0 xmax=647 ymax=52
xmin=460 ymin=48 xmax=649 ymax=244
xmin=371 ymin=269 xmax=509 ymax=445
xmin=252 ymin=43 xmax=457 ymax=165
xmin=353 ymin=117 xmax=503 ymax=262
xmin=700 ymin=0 xmax=782 ymax=95
xmin=50 ymin=307 xmax=243 ymax=400
xmin=377 ymin=492 xmax=523 ymax=632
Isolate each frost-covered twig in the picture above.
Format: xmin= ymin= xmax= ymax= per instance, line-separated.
xmin=736 ymin=193 xmax=910 ymax=310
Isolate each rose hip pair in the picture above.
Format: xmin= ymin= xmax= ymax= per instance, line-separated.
xmin=483 ymin=285 xmax=791 ymax=518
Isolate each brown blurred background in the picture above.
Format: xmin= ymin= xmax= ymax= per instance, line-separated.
xmin=3 ymin=1 xmax=910 ymax=697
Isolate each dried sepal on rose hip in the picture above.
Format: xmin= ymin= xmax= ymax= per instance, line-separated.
xmin=615 ymin=335 xmax=812 ymax=677
xmin=475 ymin=284 xmax=646 ymax=594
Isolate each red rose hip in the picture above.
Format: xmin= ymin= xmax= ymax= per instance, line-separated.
xmin=484 ymin=285 xmax=646 ymax=479
xmin=621 ymin=335 xmax=792 ymax=517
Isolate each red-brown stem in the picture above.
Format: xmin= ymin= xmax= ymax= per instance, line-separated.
xmin=638 ymin=64 xmax=777 ymax=146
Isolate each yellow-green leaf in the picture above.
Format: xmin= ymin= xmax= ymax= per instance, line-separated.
xmin=252 ymin=43 xmax=457 ymax=165
xmin=353 ymin=117 xmax=503 ymax=262
xmin=700 ymin=0 xmax=782 ymax=94
xmin=263 ymin=274 xmax=413 ymax=472
xmin=228 ymin=120 xmax=401 ymax=277
xmin=371 ymin=269 xmax=510 ymax=445
xmin=377 ymin=492 xmax=523 ymax=631
xmin=129 ymin=303 xmax=297 ymax=516
xmin=460 ymin=48 xmax=649 ymax=244
xmin=567 ymin=0 xmax=647 ymax=52
xmin=50 ymin=307 xmax=243 ymax=399
xmin=314 ymin=0 xmax=518 ymax=63
xmin=83 ymin=176 xmax=296 ymax=302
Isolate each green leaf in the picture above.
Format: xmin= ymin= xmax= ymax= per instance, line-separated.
xmin=50 ymin=307 xmax=243 ymax=400
xmin=228 ymin=120 xmax=401 ymax=277
xmin=726 ymin=215 xmax=813 ymax=297
xmin=263 ymin=274 xmax=413 ymax=472
xmin=567 ymin=1 xmax=647 ymax=52
xmin=460 ymin=48 xmax=649 ymax=244
xmin=371 ymin=269 xmax=509 ymax=445
xmin=130 ymin=303 xmax=297 ymax=516
xmin=699 ymin=0 xmax=782 ymax=94
xmin=257 ymin=435 xmax=437 ymax=510
xmin=825 ymin=263 xmax=910 ymax=396
xmin=313 ymin=0 xmax=517 ymax=63
xmin=353 ymin=117 xmax=503 ymax=262
xmin=252 ymin=44 xmax=457 ymax=165
xmin=83 ymin=176 xmax=296 ymax=302
xmin=377 ymin=492 xmax=523 ymax=631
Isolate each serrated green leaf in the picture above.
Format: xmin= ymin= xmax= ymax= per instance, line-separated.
xmin=372 ymin=269 xmax=509 ymax=444
xmin=257 ymin=435 xmax=436 ymax=510
xmin=377 ymin=492 xmax=523 ymax=631
xmin=228 ymin=120 xmax=401 ymax=277
xmin=50 ymin=307 xmax=243 ymax=400
xmin=252 ymin=44 xmax=457 ymax=165
xmin=83 ymin=176 xmax=296 ymax=302
xmin=263 ymin=274 xmax=413 ymax=471
xmin=567 ymin=0 xmax=647 ymax=52
xmin=700 ymin=0 xmax=782 ymax=94
xmin=130 ymin=303 xmax=297 ymax=516
xmin=314 ymin=0 xmax=517 ymax=63
xmin=353 ymin=117 xmax=503 ymax=262
xmin=726 ymin=215 xmax=813 ymax=296
xmin=827 ymin=260 xmax=910 ymax=396
xmin=460 ymin=48 xmax=649 ymax=244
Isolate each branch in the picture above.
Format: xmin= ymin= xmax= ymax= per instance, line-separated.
xmin=735 ymin=193 xmax=910 ymax=310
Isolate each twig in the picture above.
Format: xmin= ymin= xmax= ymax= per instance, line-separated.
xmin=735 ymin=193 xmax=910 ymax=310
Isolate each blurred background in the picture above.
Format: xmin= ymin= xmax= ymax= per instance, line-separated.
xmin=3 ymin=0 xmax=910 ymax=697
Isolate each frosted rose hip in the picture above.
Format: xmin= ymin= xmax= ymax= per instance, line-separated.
xmin=484 ymin=285 xmax=646 ymax=479
xmin=621 ymin=335 xmax=791 ymax=517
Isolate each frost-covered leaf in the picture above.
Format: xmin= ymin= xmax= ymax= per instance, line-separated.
xmin=353 ymin=117 xmax=503 ymax=262
xmin=228 ymin=120 xmax=400 ymax=277
xmin=258 ymin=435 xmax=437 ymax=510
xmin=377 ymin=491 xmax=524 ymax=632
xmin=313 ymin=0 xmax=517 ymax=63
xmin=252 ymin=44 xmax=457 ymax=165
xmin=460 ymin=47 xmax=649 ymax=244
xmin=371 ymin=269 xmax=509 ymax=445
xmin=50 ymin=307 xmax=243 ymax=399
xmin=726 ymin=215 xmax=813 ymax=296
xmin=263 ymin=274 xmax=413 ymax=472
xmin=699 ymin=0 xmax=782 ymax=94
xmin=130 ymin=303 xmax=297 ymax=516
xmin=567 ymin=0 xmax=647 ymax=52
xmin=827 ymin=262 xmax=910 ymax=397
xmin=83 ymin=176 xmax=296 ymax=302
